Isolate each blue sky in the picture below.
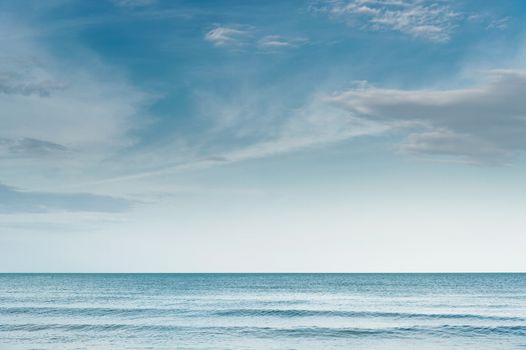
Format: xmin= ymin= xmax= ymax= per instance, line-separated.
xmin=1 ymin=0 xmax=526 ymax=272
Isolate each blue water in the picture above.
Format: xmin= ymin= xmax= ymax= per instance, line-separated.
xmin=0 ymin=274 xmax=525 ymax=349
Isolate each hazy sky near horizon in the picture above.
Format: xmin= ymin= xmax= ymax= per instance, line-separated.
xmin=1 ymin=0 xmax=526 ymax=272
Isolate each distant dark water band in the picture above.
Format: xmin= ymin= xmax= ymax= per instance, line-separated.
xmin=1 ymin=324 xmax=525 ymax=338
xmin=1 ymin=306 xmax=524 ymax=322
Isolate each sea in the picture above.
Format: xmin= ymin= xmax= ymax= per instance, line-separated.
xmin=0 ymin=273 xmax=525 ymax=349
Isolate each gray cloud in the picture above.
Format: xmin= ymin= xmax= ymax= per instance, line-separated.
xmin=0 ymin=20 xmax=150 ymax=159
xmin=329 ymin=70 xmax=526 ymax=164
xmin=0 ymin=183 xmax=132 ymax=213
xmin=0 ymin=138 xmax=69 ymax=157
xmin=0 ymin=72 xmax=64 ymax=97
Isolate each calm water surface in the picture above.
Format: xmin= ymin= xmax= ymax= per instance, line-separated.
xmin=0 ymin=273 xmax=525 ymax=349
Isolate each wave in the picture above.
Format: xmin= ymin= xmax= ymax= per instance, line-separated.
xmin=1 ymin=323 xmax=525 ymax=338
xmin=0 ymin=306 xmax=191 ymax=318
xmin=1 ymin=306 xmax=523 ymax=322
xmin=268 ymin=325 xmax=526 ymax=338
xmin=212 ymin=308 xmax=525 ymax=321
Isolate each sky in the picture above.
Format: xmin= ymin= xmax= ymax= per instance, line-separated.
xmin=1 ymin=0 xmax=526 ymax=272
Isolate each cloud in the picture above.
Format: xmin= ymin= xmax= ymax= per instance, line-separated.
xmin=111 ymin=0 xmax=156 ymax=7
xmin=0 ymin=19 xmax=151 ymax=161
xmin=467 ymin=14 xmax=511 ymax=31
xmin=0 ymin=183 xmax=132 ymax=213
xmin=0 ymin=138 xmax=69 ymax=157
xmin=205 ymin=26 xmax=307 ymax=50
xmin=258 ymin=35 xmax=308 ymax=49
xmin=91 ymin=68 xmax=526 ymax=179
xmin=0 ymin=73 xmax=65 ymax=97
xmin=0 ymin=210 xmax=129 ymax=233
xmin=204 ymin=26 xmax=251 ymax=47
xmin=90 ymin=99 xmax=386 ymax=184
xmin=329 ymin=69 xmax=526 ymax=163
xmin=312 ymin=0 xmax=461 ymax=42
xmin=486 ymin=16 xmax=511 ymax=30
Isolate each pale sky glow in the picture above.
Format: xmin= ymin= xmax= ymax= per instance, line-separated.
xmin=1 ymin=0 xmax=526 ymax=272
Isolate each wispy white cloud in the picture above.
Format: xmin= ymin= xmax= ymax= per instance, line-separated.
xmin=486 ymin=16 xmax=511 ymax=30
xmin=204 ymin=26 xmax=251 ymax=47
xmin=258 ymin=35 xmax=308 ymax=49
xmin=205 ymin=26 xmax=307 ymax=50
xmin=89 ymin=99 xmax=386 ymax=184
xmin=466 ymin=13 xmax=511 ymax=31
xmin=312 ymin=0 xmax=461 ymax=42
xmin=111 ymin=0 xmax=156 ymax=7
xmin=329 ymin=69 xmax=526 ymax=163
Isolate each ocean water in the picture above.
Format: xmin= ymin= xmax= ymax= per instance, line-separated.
xmin=0 ymin=274 xmax=525 ymax=350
